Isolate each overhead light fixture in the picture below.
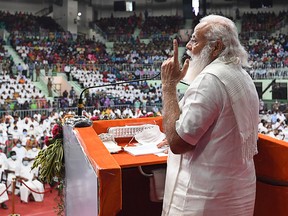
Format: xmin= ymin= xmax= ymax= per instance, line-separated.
xmin=192 ymin=0 xmax=199 ymax=16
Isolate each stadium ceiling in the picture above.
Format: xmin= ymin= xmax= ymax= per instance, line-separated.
xmin=0 ymin=0 xmax=286 ymax=7
xmin=0 ymin=0 xmax=252 ymax=5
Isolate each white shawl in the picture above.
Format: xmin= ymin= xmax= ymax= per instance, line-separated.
xmin=204 ymin=58 xmax=259 ymax=161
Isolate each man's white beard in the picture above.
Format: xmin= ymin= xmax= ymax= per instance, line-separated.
xmin=182 ymin=46 xmax=212 ymax=84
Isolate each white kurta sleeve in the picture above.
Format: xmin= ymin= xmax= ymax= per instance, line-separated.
xmin=176 ymin=73 xmax=224 ymax=145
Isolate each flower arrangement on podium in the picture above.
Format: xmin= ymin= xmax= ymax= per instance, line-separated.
xmin=32 ymin=120 xmax=65 ymax=215
xmin=32 ymin=121 xmax=65 ymax=184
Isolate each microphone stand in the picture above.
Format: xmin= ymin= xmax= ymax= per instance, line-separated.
xmin=69 ymin=67 xmax=189 ymax=127
xmin=77 ymin=73 xmax=161 ymax=116
xmin=67 ymin=73 xmax=160 ymax=127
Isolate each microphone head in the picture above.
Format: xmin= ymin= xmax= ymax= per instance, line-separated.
xmin=77 ymin=97 xmax=84 ymax=116
xmin=181 ymin=52 xmax=191 ymax=65
xmin=65 ymin=115 xmax=93 ymax=128
xmin=74 ymin=117 xmax=93 ymax=128
xmin=77 ymin=103 xmax=84 ymax=116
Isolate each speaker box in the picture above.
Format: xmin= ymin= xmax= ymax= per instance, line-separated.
xmin=272 ymin=83 xmax=287 ymax=100
xmin=250 ymin=0 xmax=262 ymax=8
xmin=114 ymin=1 xmax=126 ymax=11
xmin=262 ymin=0 xmax=273 ymax=7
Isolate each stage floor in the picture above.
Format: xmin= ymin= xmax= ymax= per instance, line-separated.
xmin=0 ymin=184 xmax=59 ymax=216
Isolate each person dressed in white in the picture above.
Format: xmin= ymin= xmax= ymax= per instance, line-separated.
xmin=9 ymin=125 xmax=21 ymax=140
xmin=0 ymin=182 xmax=8 ymax=209
xmin=159 ymin=15 xmax=259 ymax=216
xmin=21 ymin=117 xmax=32 ymax=131
xmin=6 ymin=151 xmax=21 ymax=194
xmin=11 ymin=139 xmax=28 ymax=162
xmin=0 ymin=149 xmax=9 ymax=209
xmin=0 ymin=149 xmax=8 ymax=179
xmin=16 ymin=157 xmax=44 ymax=203
xmin=0 ymin=129 xmax=8 ymax=151
xmin=26 ymin=145 xmax=40 ymax=166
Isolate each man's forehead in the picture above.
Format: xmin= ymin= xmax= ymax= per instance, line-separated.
xmin=194 ymin=22 xmax=210 ymax=35
xmin=192 ymin=23 xmax=208 ymax=39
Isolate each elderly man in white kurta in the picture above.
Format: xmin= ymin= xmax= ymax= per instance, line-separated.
xmin=11 ymin=141 xmax=28 ymax=162
xmin=26 ymin=146 xmax=40 ymax=166
xmin=160 ymin=15 xmax=259 ymax=216
xmin=0 ymin=150 xmax=8 ymax=178
xmin=6 ymin=151 xmax=21 ymax=194
xmin=16 ymin=158 xmax=44 ymax=203
xmin=0 ymin=130 xmax=8 ymax=151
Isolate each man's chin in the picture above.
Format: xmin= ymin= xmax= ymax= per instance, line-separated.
xmin=183 ymin=47 xmax=211 ymax=84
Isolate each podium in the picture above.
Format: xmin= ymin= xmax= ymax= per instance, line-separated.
xmin=63 ymin=117 xmax=167 ymax=216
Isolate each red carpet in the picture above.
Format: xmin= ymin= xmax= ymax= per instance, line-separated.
xmin=0 ymin=185 xmax=61 ymax=216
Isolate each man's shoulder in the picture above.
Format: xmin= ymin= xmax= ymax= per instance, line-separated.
xmin=202 ymin=60 xmax=248 ymax=82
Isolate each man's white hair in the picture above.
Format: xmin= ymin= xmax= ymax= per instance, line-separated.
xmin=200 ymin=15 xmax=249 ymax=67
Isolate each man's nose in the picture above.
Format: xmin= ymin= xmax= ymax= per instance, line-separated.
xmin=186 ymin=43 xmax=192 ymax=50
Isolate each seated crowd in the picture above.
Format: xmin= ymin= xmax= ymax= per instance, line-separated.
xmin=95 ymin=13 xmax=139 ymax=41
xmin=241 ymin=11 xmax=287 ymax=34
xmin=258 ymin=111 xmax=288 ymax=142
xmin=111 ymin=34 xmax=172 ymax=65
xmin=0 ymin=10 xmax=288 ymax=123
xmin=245 ymin=33 xmax=288 ymax=79
xmin=0 ymin=10 xmax=63 ymax=33
xmin=0 ymin=65 xmax=50 ymax=112
xmin=139 ymin=15 xmax=184 ymax=38
xmin=0 ymin=111 xmax=59 ymax=209
xmin=1 ymin=10 xmax=288 ymax=83
xmin=10 ymin=32 xmax=109 ymax=66
xmin=0 ymin=10 xmax=288 ymax=120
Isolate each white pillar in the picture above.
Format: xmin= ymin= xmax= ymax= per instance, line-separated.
xmin=53 ymin=0 xmax=78 ymax=35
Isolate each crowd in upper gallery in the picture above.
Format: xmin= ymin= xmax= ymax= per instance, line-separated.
xmin=0 ymin=10 xmax=288 ymax=112
xmin=0 ymin=10 xmax=288 ymax=141
xmin=0 ymin=10 xmax=288 ymax=77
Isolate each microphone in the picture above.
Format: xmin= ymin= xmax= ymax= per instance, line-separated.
xmin=181 ymin=51 xmax=191 ymax=65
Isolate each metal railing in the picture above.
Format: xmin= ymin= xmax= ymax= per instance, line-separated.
xmin=247 ymin=66 xmax=288 ymax=79
xmin=35 ymin=5 xmax=53 ymax=17
xmin=29 ymin=62 xmax=163 ymax=76
xmin=0 ymin=103 xmax=163 ymax=119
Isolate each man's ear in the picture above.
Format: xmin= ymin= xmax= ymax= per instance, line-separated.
xmin=211 ymin=40 xmax=224 ymax=58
